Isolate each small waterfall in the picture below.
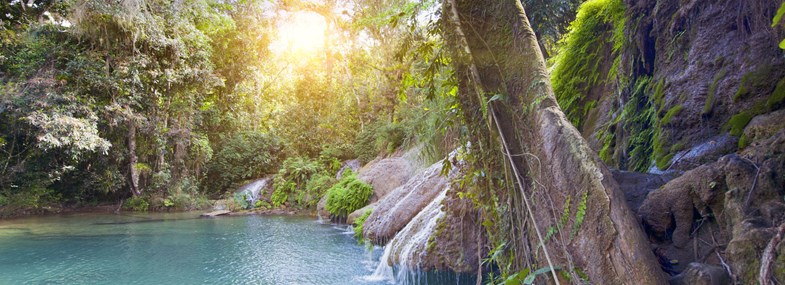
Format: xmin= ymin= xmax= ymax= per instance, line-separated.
xmin=236 ymin=177 xmax=271 ymax=207
xmin=368 ymin=189 xmax=448 ymax=284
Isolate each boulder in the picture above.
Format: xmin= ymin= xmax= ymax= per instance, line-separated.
xmin=743 ymin=109 xmax=785 ymax=145
xmin=316 ymin=194 xmax=330 ymax=219
xmin=611 ymin=169 xmax=675 ymax=213
xmin=357 ymin=157 xmax=415 ymax=202
xmin=347 ymin=202 xmax=375 ymax=225
xmin=362 ymin=161 xmax=449 ymax=244
xmin=640 ymin=129 xmax=785 ymax=279
xmin=669 ymin=263 xmax=730 ymax=285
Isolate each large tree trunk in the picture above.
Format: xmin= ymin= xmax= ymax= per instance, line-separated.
xmin=127 ymin=118 xmax=141 ymax=196
xmin=442 ymin=0 xmax=666 ymax=283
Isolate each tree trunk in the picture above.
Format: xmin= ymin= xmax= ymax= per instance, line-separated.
xmin=442 ymin=0 xmax=667 ymax=283
xmin=127 ymin=118 xmax=141 ymax=196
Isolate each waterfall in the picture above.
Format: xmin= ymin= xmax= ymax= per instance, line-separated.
xmin=368 ymin=188 xmax=448 ymax=284
xmin=236 ymin=177 xmax=271 ymax=207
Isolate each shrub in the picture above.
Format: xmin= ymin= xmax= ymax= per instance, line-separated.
xmin=325 ymin=172 xmax=373 ymax=218
xmin=271 ymin=157 xmax=324 ymax=208
xmin=353 ymin=209 xmax=372 ymax=240
xmin=124 ymin=196 xmax=150 ymax=212
xmin=205 ymin=132 xmax=284 ymax=195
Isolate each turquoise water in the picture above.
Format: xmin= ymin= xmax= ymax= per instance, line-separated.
xmin=0 ymin=213 xmax=386 ymax=285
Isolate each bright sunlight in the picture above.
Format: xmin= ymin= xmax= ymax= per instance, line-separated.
xmin=269 ymin=11 xmax=327 ymax=56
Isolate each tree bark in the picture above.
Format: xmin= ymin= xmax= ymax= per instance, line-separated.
xmin=442 ymin=0 xmax=667 ymax=283
xmin=127 ymin=118 xmax=141 ymax=196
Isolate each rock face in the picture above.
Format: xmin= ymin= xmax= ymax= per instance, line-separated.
xmin=639 ymin=130 xmax=785 ymax=280
xmin=371 ymin=152 xmax=486 ymax=275
xmin=612 ymin=170 xmax=675 ymax=212
xmin=363 ymin=156 xmax=458 ymax=244
xmin=417 ymin=187 xmax=486 ymax=273
xmin=336 ymin=159 xmax=361 ymax=179
xmin=570 ymin=0 xmax=785 ymax=173
xmin=357 ymin=157 xmax=416 ymax=203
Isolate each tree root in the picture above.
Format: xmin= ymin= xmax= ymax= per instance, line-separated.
xmin=759 ymin=222 xmax=785 ymax=285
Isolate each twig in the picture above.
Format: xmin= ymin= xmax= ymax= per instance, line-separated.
xmin=741 ymin=157 xmax=760 ymax=208
xmin=716 ymin=250 xmax=736 ymax=283
xmin=760 ymin=223 xmax=785 ymax=285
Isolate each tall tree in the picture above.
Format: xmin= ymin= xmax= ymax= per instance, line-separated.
xmin=441 ymin=0 xmax=666 ymax=283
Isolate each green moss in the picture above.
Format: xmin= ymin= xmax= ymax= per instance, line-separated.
xmin=725 ymin=111 xmax=755 ymax=137
xmin=652 ymin=129 xmax=670 ymax=170
xmin=734 ymin=65 xmax=777 ymax=102
xmin=652 ymin=79 xmax=665 ymax=110
xmin=550 ymin=0 xmax=626 ymax=128
xmin=724 ymin=76 xmax=785 ymax=141
xmin=724 ymin=101 xmax=768 ymax=137
xmin=767 ymin=77 xmax=785 ymax=109
xmin=703 ymin=69 xmax=727 ymax=115
xmin=738 ymin=134 xmax=750 ymax=149
xmin=656 ymin=153 xmax=675 ymax=170
xmin=598 ymin=138 xmax=613 ymax=162
xmin=661 ymin=104 xmax=683 ymax=125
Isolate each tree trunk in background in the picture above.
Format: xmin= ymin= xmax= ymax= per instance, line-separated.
xmin=442 ymin=0 xmax=667 ymax=283
xmin=127 ymin=119 xmax=141 ymax=196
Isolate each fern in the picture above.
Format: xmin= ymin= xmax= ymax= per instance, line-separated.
xmin=571 ymin=191 xmax=589 ymax=238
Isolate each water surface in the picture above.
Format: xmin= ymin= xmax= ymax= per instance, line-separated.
xmin=0 ymin=212 xmax=385 ymax=285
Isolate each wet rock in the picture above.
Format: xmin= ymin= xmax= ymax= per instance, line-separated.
xmin=667 ymin=134 xmax=738 ymax=172
xmin=347 ymin=202 xmax=375 ymax=225
xmin=418 ymin=187 xmax=487 ymax=273
xmin=362 ymin=161 xmax=452 ymax=244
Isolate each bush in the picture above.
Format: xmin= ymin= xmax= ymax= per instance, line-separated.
xmin=124 ymin=196 xmax=150 ymax=212
xmin=325 ymin=171 xmax=373 ymax=218
xmin=205 ymin=132 xmax=284 ymax=195
xmin=271 ymin=157 xmax=323 ymax=208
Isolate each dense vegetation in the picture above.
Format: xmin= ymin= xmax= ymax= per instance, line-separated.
xmin=0 ymin=0 xmax=459 ymax=215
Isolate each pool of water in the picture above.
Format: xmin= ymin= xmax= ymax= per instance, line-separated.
xmin=0 ymin=212 xmax=386 ymax=285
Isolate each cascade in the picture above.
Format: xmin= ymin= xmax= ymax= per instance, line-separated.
xmin=236 ymin=177 xmax=271 ymax=207
xmin=369 ymin=188 xmax=448 ymax=284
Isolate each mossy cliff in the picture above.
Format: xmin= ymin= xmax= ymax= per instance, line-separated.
xmin=552 ymin=0 xmax=785 ymax=283
xmin=552 ymin=0 xmax=785 ymax=172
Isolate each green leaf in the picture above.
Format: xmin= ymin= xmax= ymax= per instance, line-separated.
xmin=504 ymin=268 xmax=530 ymax=285
xmin=780 ymin=39 xmax=785 ymax=50
xmin=488 ymin=93 xmax=505 ymax=103
xmin=773 ymin=3 xmax=785 ymax=28
xmin=523 ymin=266 xmax=560 ymax=285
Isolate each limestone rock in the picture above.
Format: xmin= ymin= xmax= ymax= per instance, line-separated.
xmin=743 ymin=109 xmax=785 ymax=145
xmin=346 ymin=202 xmax=375 ymax=225
xmin=357 ymin=157 xmax=415 ymax=203
xmin=362 ymin=161 xmax=450 ymax=244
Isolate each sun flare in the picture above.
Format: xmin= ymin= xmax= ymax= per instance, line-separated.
xmin=270 ymin=12 xmax=327 ymax=56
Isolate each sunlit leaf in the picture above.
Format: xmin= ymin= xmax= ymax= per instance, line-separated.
xmin=773 ymin=3 xmax=785 ymax=28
